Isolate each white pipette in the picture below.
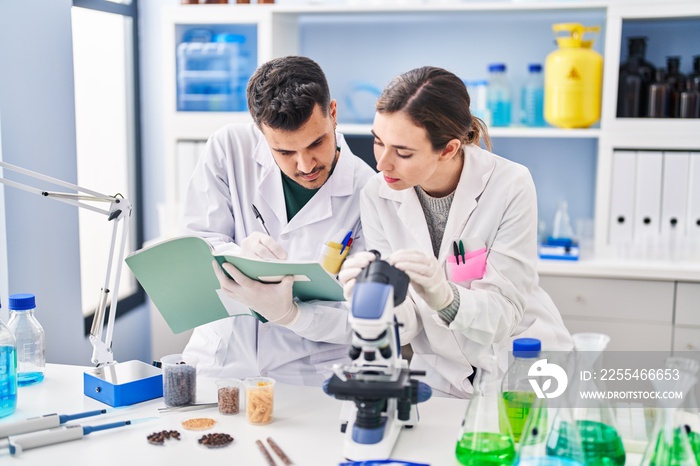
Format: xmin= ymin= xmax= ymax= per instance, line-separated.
xmin=4 ymin=418 xmax=153 ymax=455
xmin=0 ymin=409 xmax=108 ymax=439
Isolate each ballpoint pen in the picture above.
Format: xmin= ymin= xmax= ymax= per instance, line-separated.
xmin=340 ymin=230 xmax=353 ymax=255
xmin=458 ymin=240 xmax=465 ymax=263
xmin=0 ymin=409 xmax=108 ymax=439
xmin=251 ymin=204 xmax=271 ymax=236
xmin=452 ymin=241 xmax=461 ymax=264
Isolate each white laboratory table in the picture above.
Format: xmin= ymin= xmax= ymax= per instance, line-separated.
xmin=0 ymin=364 xmax=467 ymax=465
xmin=0 ymin=364 xmax=646 ymax=465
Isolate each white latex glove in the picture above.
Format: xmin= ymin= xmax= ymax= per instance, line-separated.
xmin=240 ymin=231 xmax=288 ymax=260
xmin=212 ymin=260 xmax=299 ymax=325
xmin=337 ymin=251 xmax=378 ymax=301
xmin=388 ymin=249 xmax=454 ymax=311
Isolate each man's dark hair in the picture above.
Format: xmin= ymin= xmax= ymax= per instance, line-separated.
xmin=246 ymin=56 xmax=331 ymax=131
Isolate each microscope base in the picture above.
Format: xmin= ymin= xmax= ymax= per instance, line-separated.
xmin=84 ymin=360 xmax=163 ymax=407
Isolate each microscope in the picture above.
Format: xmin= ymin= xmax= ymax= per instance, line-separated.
xmin=324 ymin=252 xmax=432 ymax=461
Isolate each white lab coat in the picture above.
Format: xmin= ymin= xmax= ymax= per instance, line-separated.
xmin=360 ymin=144 xmax=573 ymax=398
xmin=182 ymin=123 xmax=375 ymax=385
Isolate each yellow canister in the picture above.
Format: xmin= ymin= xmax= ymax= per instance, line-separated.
xmin=544 ymin=23 xmax=603 ymax=129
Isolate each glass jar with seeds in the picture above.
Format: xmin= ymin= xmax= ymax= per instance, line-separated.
xmin=216 ymin=378 xmax=243 ymax=415
xmin=161 ymin=353 xmax=198 ymax=407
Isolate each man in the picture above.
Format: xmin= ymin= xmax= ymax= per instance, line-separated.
xmin=182 ymin=56 xmax=375 ymax=385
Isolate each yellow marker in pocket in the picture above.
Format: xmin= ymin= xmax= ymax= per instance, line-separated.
xmin=321 ymin=241 xmax=349 ymax=275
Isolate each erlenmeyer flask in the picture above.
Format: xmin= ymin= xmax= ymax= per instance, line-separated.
xmin=640 ymin=360 xmax=698 ymax=466
xmin=666 ymin=356 xmax=700 ymax=463
xmin=571 ymin=333 xmax=626 ymax=465
xmin=515 ymin=354 xmax=586 ymax=466
xmin=455 ymin=357 xmax=516 ymax=466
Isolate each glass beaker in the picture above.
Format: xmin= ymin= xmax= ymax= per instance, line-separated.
xmin=666 ymin=356 xmax=700 ymax=464
xmin=217 ymin=378 xmax=243 ymax=415
xmin=571 ymin=333 xmax=625 ymax=466
xmin=244 ymin=377 xmax=275 ymax=425
xmin=455 ymin=356 xmax=516 ymax=466
xmin=515 ymin=353 xmax=586 ymax=466
xmin=640 ymin=358 xmax=698 ymax=466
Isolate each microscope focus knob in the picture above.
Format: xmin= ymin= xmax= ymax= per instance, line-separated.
xmin=349 ymin=346 xmax=362 ymax=360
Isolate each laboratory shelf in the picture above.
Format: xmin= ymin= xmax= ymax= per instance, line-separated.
xmin=337 ymin=123 xmax=601 ymax=139
xmin=538 ymin=257 xmax=700 ymax=282
xmin=172 ymin=112 xmax=251 ymax=140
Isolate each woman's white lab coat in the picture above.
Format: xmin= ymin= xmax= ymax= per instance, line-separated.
xmin=360 ymin=144 xmax=573 ymax=398
xmin=182 ymin=123 xmax=375 ymax=385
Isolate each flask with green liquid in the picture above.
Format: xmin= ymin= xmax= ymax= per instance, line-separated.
xmin=456 ymin=356 xmax=516 ymax=466
xmin=571 ymin=333 xmax=625 ymax=466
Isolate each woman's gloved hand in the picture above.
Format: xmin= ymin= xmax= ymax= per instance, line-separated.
xmin=388 ymin=249 xmax=454 ymax=311
xmin=337 ymin=251 xmax=378 ymax=301
xmin=212 ymin=260 xmax=299 ymax=326
xmin=240 ymin=231 xmax=288 ymax=260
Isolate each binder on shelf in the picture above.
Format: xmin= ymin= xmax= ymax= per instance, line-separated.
xmin=125 ymin=235 xmax=344 ymax=334
xmin=687 ymin=152 xmax=700 ymax=240
xmin=633 ymin=151 xmax=663 ymax=241
xmin=660 ymin=152 xmax=690 ymax=237
xmin=608 ymin=150 xmax=637 ymax=245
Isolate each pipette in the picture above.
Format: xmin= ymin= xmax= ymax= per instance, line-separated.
xmin=0 ymin=409 xmax=108 ymax=439
xmin=4 ymin=418 xmax=150 ymax=456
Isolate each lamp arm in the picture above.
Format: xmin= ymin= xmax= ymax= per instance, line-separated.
xmin=0 ymin=160 xmax=132 ymax=367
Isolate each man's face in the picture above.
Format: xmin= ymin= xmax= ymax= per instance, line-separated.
xmin=261 ymin=100 xmax=338 ymax=190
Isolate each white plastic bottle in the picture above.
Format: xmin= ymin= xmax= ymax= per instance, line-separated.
xmin=487 ymin=63 xmax=512 ymax=127
xmin=521 ymin=63 xmax=545 ymax=127
xmin=7 ymin=293 xmax=45 ymax=386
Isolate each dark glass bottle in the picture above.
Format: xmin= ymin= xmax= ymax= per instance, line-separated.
xmin=617 ymin=37 xmax=656 ymax=118
xmin=680 ymin=80 xmax=700 ymax=118
xmin=665 ymin=56 xmax=686 ymax=118
xmin=648 ymin=69 xmax=670 ymax=118
xmin=688 ymin=55 xmax=700 ymax=94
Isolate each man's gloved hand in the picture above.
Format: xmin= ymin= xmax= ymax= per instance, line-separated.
xmin=212 ymin=260 xmax=299 ymax=326
xmin=240 ymin=232 xmax=288 ymax=260
xmin=337 ymin=251 xmax=378 ymax=301
xmin=388 ymin=249 xmax=454 ymax=311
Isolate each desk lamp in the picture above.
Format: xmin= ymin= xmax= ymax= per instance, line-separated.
xmin=0 ymin=161 xmax=162 ymax=407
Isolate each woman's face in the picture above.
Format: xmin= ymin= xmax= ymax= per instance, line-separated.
xmin=372 ymin=111 xmax=444 ymax=192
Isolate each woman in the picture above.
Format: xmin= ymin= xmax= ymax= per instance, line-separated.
xmin=339 ymin=66 xmax=572 ymax=398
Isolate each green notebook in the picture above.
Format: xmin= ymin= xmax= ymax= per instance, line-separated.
xmin=125 ymin=235 xmax=344 ymax=334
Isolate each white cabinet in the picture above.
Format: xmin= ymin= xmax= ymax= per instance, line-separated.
xmin=539 ymin=275 xmax=674 ymax=351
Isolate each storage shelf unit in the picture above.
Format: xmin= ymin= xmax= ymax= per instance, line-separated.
xmin=161 ymin=0 xmax=700 ymax=276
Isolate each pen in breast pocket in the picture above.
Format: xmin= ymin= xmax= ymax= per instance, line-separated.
xmin=251 ymin=204 xmax=271 ymax=236
xmin=452 ymin=241 xmax=461 ymax=264
xmin=340 ymin=230 xmax=353 ymax=255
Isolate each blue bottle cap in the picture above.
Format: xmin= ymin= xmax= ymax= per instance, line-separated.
xmin=488 ymin=63 xmax=506 ymax=73
xmin=513 ymin=338 xmax=541 ymax=358
xmin=528 ymin=63 xmax=543 ymax=73
xmin=9 ymin=293 xmax=36 ymax=311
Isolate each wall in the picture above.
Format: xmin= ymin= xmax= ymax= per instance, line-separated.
xmin=0 ymin=0 xmax=150 ymax=366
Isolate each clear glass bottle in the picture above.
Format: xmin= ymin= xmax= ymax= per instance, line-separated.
xmin=522 ymin=64 xmax=545 ymax=127
xmin=7 ymin=293 xmax=45 ymax=386
xmin=456 ymin=356 xmax=516 ymax=466
xmin=487 ymin=63 xmax=512 ymax=127
xmin=0 ymin=299 xmax=18 ymax=418
xmin=617 ymin=37 xmax=656 ymax=118
xmin=502 ymin=338 xmax=542 ymax=442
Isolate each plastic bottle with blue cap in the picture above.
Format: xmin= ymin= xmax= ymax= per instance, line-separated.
xmin=0 ymin=298 xmax=18 ymax=418
xmin=7 ymin=293 xmax=45 ymax=386
xmin=487 ymin=63 xmax=512 ymax=127
xmin=522 ymin=64 xmax=545 ymax=127
xmin=502 ymin=338 xmax=542 ymax=442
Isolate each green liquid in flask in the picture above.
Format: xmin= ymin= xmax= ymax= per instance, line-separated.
xmin=688 ymin=429 xmax=700 ymax=463
xmin=503 ymin=391 xmax=536 ymax=442
xmin=455 ymin=432 xmax=516 ymax=466
xmin=647 ymin=426 xmax=698 ymax=466
xmin=576 ymin=420 xmax=625 ymax=465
